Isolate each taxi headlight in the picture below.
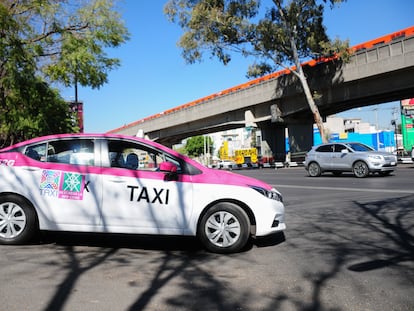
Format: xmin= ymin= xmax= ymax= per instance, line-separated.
xmin=250 ymin=186 xmax=283 ymax=202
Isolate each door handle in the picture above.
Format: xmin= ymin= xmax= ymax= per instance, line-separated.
xmin=109 ymin=178 xmax=126 ymax=183
xmin=22 ymin=167 xmax=40 ymax=171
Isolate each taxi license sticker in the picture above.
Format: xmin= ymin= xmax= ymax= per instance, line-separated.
xmin=40 ymin=170 xmax=85 ymax=200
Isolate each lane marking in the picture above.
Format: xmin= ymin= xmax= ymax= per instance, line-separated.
xmin=272 ymin=184 xmax=414 ymax=194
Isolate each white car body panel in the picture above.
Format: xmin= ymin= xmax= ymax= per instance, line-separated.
xmin=0 ymin=134 xmax=286 ymax=250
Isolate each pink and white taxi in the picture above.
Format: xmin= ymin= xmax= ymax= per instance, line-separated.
xmin=0 ymin=134 xmax=285 ymax=253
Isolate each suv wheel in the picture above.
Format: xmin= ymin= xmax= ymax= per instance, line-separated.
xmin=353 ymin=161 xmax=369 ymax=178
xmin=308 ymin=162 xmax=321 ymax=177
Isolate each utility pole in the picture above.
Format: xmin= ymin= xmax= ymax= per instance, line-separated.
xmin=373 ymin=106 xmax=380 ymax=150
xmin=392 ymin=107 xmax=399 ymax=152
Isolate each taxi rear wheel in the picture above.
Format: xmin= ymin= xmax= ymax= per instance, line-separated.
xmin=0 ymin=195 xmax=37 ymax=245
xmin=198 ymin=202 xmax=250 ymax=254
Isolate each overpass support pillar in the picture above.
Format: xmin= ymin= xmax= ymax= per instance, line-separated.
xmin=258 ymin=122 xmax=287 ymax=162
xmin=259 ymin=121 xmax=314 ymax=163
xmin=287 ymin=123 xmax=314 ymax=161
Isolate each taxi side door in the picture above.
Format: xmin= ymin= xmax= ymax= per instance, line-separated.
xmin=99 ymin=139 xmax=193 ymax=235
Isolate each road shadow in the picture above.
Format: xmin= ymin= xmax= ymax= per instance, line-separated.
xmin=280 ymin=192 xmax=414 ymax=310
xmin=40 ymin=231 xmax=204 ymax=252
xmin=346 ymin=194 xmax=414 ymax=272
xmin=40 ymin=231 xmax=286 ymax=253
xmin=33 ymin=230 xmax=290 ymax=311
xmin=19 ymin=195 xmax=412 ymax=310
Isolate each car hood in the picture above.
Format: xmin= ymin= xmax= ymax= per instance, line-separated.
xmin=190 ymin=166 xmax=274 ymax=190
xmin=361 ymin=151 xmax=396 ymax=157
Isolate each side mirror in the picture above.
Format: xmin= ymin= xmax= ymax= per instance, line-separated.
xmin=159 ymin=162 xmax=178 ymax=181
xmin=159 ymin=161 xmax=177 ymax=173
xmin=341 ymin=149 xmax=349 ymax=154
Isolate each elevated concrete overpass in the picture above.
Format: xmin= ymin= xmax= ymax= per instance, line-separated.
xmin=111 ymin=27 xmax=414 ymax=160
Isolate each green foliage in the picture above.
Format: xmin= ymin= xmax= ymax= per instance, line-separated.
xmin=41 ymin=0 xmax=130 ymax=88
xmin=165 ymin=0 xmax=348 ymax=76
xmin=0 ymin=26 xmax=77 ymax=147
xmin=165 ymin=0 xmax=349 ymax=144
xmin=174 ymin=145 xmax=187 ymax=155
xmin=0 ymin=78 xmax=77 ymax=147
xmin=185 ymin=136 xmax=214 ymax=157
xmin=0 ymin=0 xmax=129 ymax=146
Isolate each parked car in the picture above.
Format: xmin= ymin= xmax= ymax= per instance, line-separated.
xmin=304 ymin=142 xmax=397 ymax=178
xmin=0 ymin=134 xmax=285 ymax=253
xmin=395 ymin=149 xmax=412 ymax=163
xmin=218 ymin=159 xmax=238 ymax=170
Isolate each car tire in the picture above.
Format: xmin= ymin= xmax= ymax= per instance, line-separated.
xmin=198 ymin=202 xmax=250 ymax=254
xmin=0 ymin=194 xmax=37 ymax=245
xmin=353 ymin=161 xmax=369 ymax=178
xmin=308 ymin=162 xmax=321 ymax=177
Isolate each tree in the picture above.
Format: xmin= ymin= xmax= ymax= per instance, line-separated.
xmin=0 ymin=0 xmax=129 ymax=146
xmin=164 ymin=0 xmax=350 ymax=143
xmin=0 ymin=70 xmax=78 ymax=147
xmin=185 ymin=135 xmax=213 ymax=157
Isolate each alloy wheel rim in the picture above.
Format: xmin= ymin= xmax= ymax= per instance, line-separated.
xmin=205 ymin=211 xmax=241 ymax=247
xmin=355 ymin=163 xmax=367 ymax=177
xmin=309 ymin=163 xmax=319 ymax=176
xmin=0 ymin=202 xmax=27 ymax=239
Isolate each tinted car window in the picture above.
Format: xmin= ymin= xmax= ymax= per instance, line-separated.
xmin=25 ymin=139 xmax=95 ymax=166
xmin=25 ymin=143 xmax=47 ymax=161
xmin=107 ymin=139 xmax=182 ymax=172
xmin=346 ymin=143 xmax=373 ymax=152
xmin=315 ymin=144 xmax=333 ymax=152
xmin=49 ymin=139 xmax=95 ymax=165
xmin=334 ymin=144 xmax=348 ymax=152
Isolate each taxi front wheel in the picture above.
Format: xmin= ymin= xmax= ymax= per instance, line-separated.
xmin=198 ymin=202 xmax=250 ymax=254
xmin=0 ymin=195 xmax=37 ymax=245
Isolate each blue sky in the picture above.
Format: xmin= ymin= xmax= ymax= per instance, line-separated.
xmin=61 ymin=0 xmax=414 ymax=133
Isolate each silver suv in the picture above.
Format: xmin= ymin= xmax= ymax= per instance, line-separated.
xmin=304 ymin=142 xmax=397 ymax=178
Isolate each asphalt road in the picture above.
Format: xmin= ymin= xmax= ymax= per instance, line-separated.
xmin=1 ymin=165 xmax=413 ymax=311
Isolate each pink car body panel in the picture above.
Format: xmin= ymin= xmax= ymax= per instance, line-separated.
xmin=0 ymin=133 xmax=272 ymax=189
xmin=0 ymin=134 xmax=285 ymax=237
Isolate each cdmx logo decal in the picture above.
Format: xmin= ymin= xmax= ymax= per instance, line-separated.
xmin=40 ymin=170 xmax=85 ymax=200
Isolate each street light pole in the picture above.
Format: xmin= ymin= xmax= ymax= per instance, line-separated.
xmin=374 ymin=106 xmax=380 ymax=150
xmin=392 ymin=107 xmax=399 ymax=152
